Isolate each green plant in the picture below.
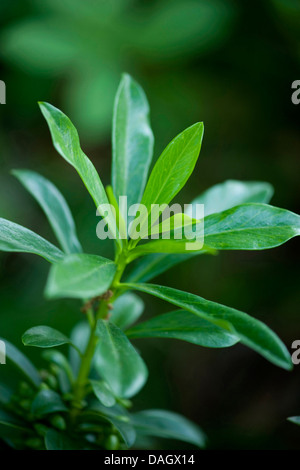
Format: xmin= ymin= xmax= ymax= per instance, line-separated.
xmin=0 ymin=74 xmax=299 ymax=450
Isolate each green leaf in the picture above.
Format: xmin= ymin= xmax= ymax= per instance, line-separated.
xmin=39 ymin=102 xmax=119 ymax=242
xmin=13 ymin=169 xmax=82 ymax=254
xmin=90 ymin=380 xmax=116 ymax=408
xmin=45 ymin=429 xmax=81 ymax=450
xmin=149 ymin=212 xmax=197 ymax=237
xmin=45 ymin=253 xmax=116 ymax=299
xmin=22 ymin=326 xmax=70 ymax=348
xmin=123 ymin=283 xmax=293 ymax=370
xmin=131 ymin=409 xmax=206 ymax=448
xmin=69 ymin=321 xmax=90 ymax=375
xmin=42 ymin=350 xmax=74 ymax=392
xmin=31 ymin=389 xmax=68 ymax=417
xmin=130 ymin=122 xmax=204 ymax=236
xmin=0 ymin=218 xmax=63 ymax=263
xmin=95 ymin=320 xmax=148 ymax=398
xmin=110 ymin=292 xmax=144 ymax=330
xmin=42 ymin=350 xmax=74 ymax=383
xmin=84 ymin=402 xmax=136 ymax=448
xmin=0 ymin=338 xmax=41 ymax=387
xmin=141 ymin=121 xmax=203 ymax=208
xmin=127 ymin=310 xmax=238 ymax=348
xmin=125 ymin=181 xmax=273 ymax=280
xmin=131 ymin=203 xmax=300 ymax=255
xmin=0 ymin=410 xmax=32 ymax=440
xmin=138 ymin=212 xmax=198 ymax=241
xmin=112 ymin=74 xmax=154 ymax=211
xmin=288 ymin=416 xmax=300 ymax=426
xmin=188 ymin=180 xmax=274 ymax=217
xmin=202 ymin=203 xmax=300 ymax=250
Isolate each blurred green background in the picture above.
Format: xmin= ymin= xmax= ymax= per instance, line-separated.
xmin=0 ymin=0 xmax=300 ymax=449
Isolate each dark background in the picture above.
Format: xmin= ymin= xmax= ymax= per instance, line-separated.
xmin=0 ymin=0 xmax=299 ymax=449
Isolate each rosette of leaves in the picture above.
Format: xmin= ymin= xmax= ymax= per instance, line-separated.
xmin=0 ymin=74 xmax=299 ymax=450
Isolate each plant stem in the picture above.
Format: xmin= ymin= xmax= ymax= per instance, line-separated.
xmin=71 ymin=301 xmax=108 ymax=418
xmin=71 ymin=249 xmax=129 ymax=420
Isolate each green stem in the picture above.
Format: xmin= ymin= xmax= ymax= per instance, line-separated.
xmin=71 ymin=301 xmax=108 ymax=417
xmin=71 ymin=251 xmax=129 ymax=420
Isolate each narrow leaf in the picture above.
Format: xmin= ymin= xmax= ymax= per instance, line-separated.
xmin=131 ymin=204 xmax=300 ymax=255
xmin=13 ymin=169 xmax=82 ymax=254
xmin=124 ymin=283 xmax=293 ymax=370
xmin=202 ymin=203 xmax=300 ymax=250
xmin=39 ymin=102 xmax=119 ymax=242
xmin=130 ymin=122 xmax=204 ymax=236
xmin=131 ymin=409 xmax=206 ymax=448
xmin=0 ymin=218 xmax=63 ymax=263
xmin=22 ymin=326 xmax=70 ymax=348
xmin=45 ymin=253 xmax=116 ymax=299
xmin=127 ymin=310 xmax=238 ymax=348
xmin=95 ymin=320 xmax=148 ymax=398
xmin=112 ymin=74 xmax=154 ymax=210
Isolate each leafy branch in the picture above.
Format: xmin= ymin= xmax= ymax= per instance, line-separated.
xmin=0 ymin=74 xmax=299 ymax=449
